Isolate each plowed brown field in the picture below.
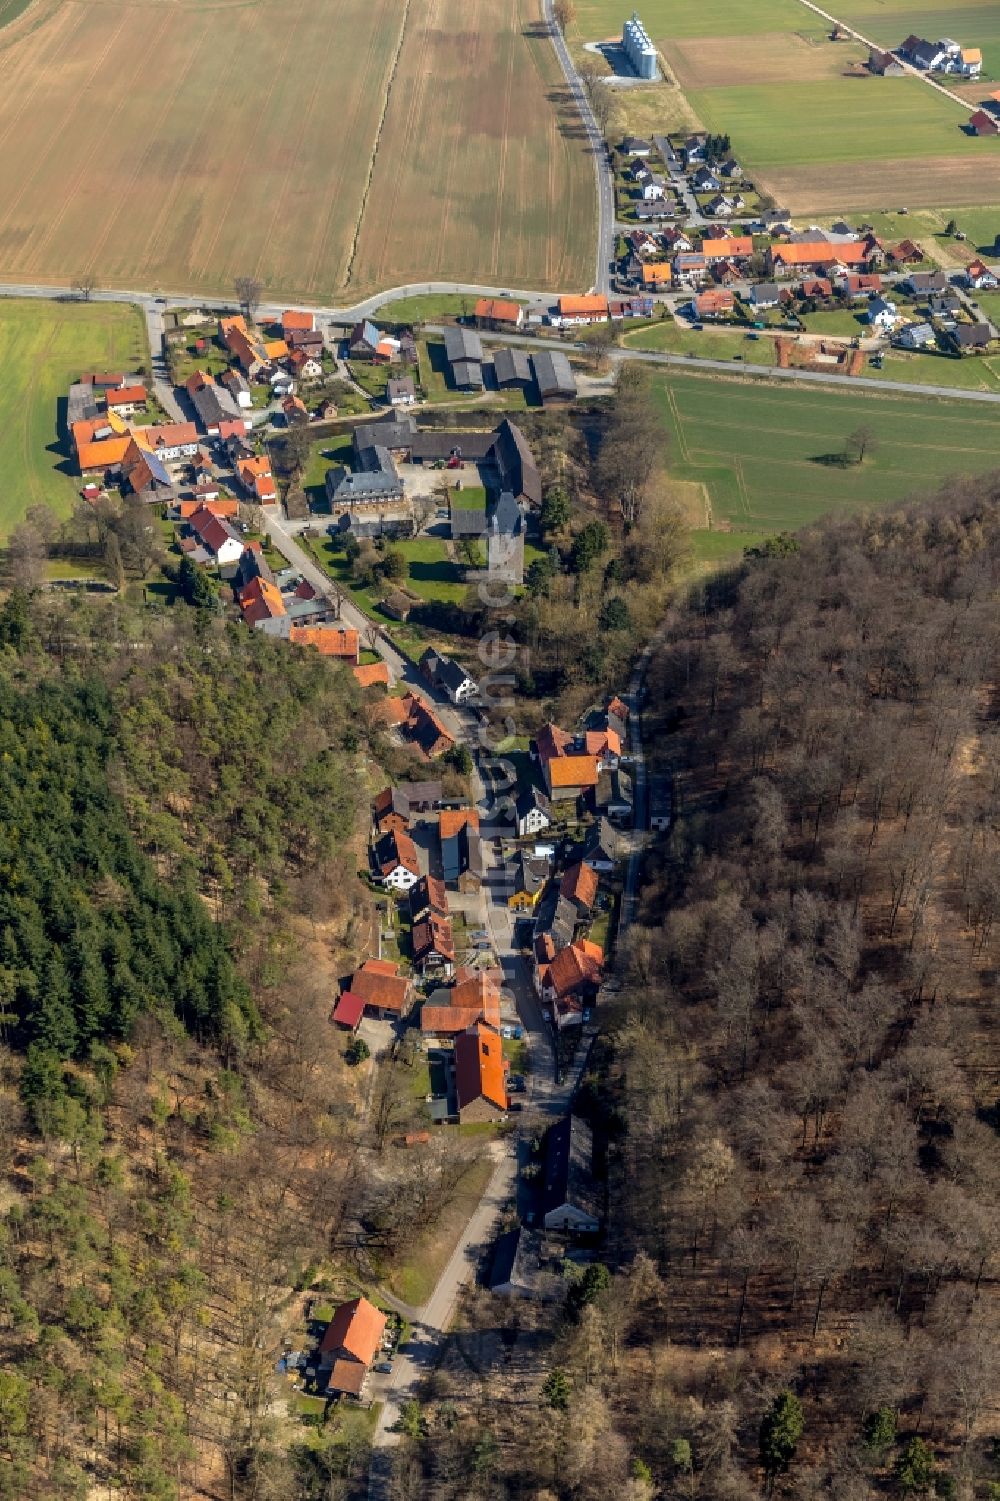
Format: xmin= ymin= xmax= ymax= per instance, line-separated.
xmin=0 ymin=0 xmax=593 ymax=299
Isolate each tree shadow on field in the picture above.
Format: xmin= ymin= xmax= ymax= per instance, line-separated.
xmin=811 ymin=451 xmax=853 ymax=468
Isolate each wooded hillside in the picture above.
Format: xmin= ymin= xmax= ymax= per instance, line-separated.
xmin=386 ymin=485 xmax=1000 ymax=1501
xmin=607 ymin=484 xmax=1000 ymax=1497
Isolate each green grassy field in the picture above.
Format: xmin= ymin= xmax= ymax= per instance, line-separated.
xmin=688 ymin=78 xmax=980 ymax=168
xmin=0 ymin=298 xmax=147 ymax=537
xmin=379 ymin=294 xmax=488 ymax=325
xmin=655 ymin=371 xmax=1000 ymax=536
xmin=393 ymin=539 xmax=467 ymax=604
xmin=867 ymin=348 xmax=1000 ymax=391
xmin=834 ymin=2 xmax=1000 ymax=79
xmin=623 ymin=321 xmax=779 ymax=364
xmin=573 ymin=0 xmax=803 ymax=41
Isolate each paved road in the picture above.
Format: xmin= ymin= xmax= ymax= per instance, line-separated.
xmin=543 ymin=1 xmax=615 ymax=294
xmin=479 ymin=324 xmax=1000 ymax=404
xmin=791 ymin=0 xmax=971 ymax=110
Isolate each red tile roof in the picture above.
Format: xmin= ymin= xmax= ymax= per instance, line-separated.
xmin=288 ymin=626 xmax=359 ymax=662
xmin=282 ymin=309 xmax=316 ymax=332
xmin=239 ymin=577 xmax=286 ymax=625
xmin=349 ymin=959 xmax=411 ymax=1013
xmin=331 ymin=990 xmax=365 ymax=1029
xmin=413 ymin=914 xmax=455 ymax=962
xmin=543 ymin=940 xmax=604 ymax=999
xmin=547 ymin=754 xmax=599 ymax=790
xmin=454 ymin=1022 xmax=508 ymax=1112
xmin=353 ymin=662 xmax=390 ymax=689
xmin=559 ymin=861 xmax=598 ymax=910
xmin=319 ymin=1297 xmax=386 ymax=1367
xmin=439 ymin=807 xmax=480 ymax=840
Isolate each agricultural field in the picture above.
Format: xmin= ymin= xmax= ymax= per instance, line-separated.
xmin=0 ymin=297 xmax=147 ymax=536
xmin=570 ymin=0 xmax=1000 ymax=214
xmin=653 ymin=371 xmax=1000 ymax=537
xmin=0 ymin=0 xmax=592 ymax=302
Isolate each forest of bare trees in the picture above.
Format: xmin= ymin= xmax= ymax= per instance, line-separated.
xmin=390 ymin=485 xmax=1000 ymax=1501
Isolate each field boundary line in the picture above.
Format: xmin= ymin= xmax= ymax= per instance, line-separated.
xmin=371 ymin=0 xmax=434 ymax=289
xmin=665 ymin=386 xmax=693 ymax=463
xmin=343 ymin=0 xmax=413 ymax=288
xmin=305 ymin=0 xmax=400 ymax=294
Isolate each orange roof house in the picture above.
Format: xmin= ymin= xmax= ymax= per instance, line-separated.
xmin=559 ymin=861 xmax=599 ymax=914
xmin=541 ymin=939 xmax=604 ymax=1002
xmin=104 ymin=384 xmax=147 ymax=409
xmin=412 ymin=913 xmax=456 ymax=967
xmin=544 ymin=754 xmax=600 ymax=798
xmin=768 ymin=241 xmax=868 ymax=272
xmin=421 ymin=968 xmax=501 ymax=1037
xmin=438 ymin=807 xmax=480 ymax=841
xmin=288 ymin=626 xmax=359 ymax=662
xmin=558 ymin=294 xmax=609 ymax=320
xmin=584 ymin=727 xmax=622 ymax=760
xmin=474 ymin=296 xmax=524 ymax=327
xmin=237 ymin=455 xmax=277 ymax=503
xmin=701 ymin=236 xmax=753 ymax=260
xmin=454 ymin=1021 xmax=508 ymax=1120
xmin=353 ymin=661 xmax=390 ymax=689
xmin=318 ymin=1297 xmax=386 ymax=1396
xmin=178 ymin=497 xmax=239 ymax=520
xmin=239 ymin=577 xmax=286 ymax=626
xmin=641 ymin=262 xmax=672 ymax=287
xmin=282 ymin=309 xmax=316 ymax=333
xmin=348 ymin=958 xmax=412 ymax=1016
xmin=693 ymin=289 xmax=735 ymax=317
xmin=77 ymin=436 xmax=131 ymax=473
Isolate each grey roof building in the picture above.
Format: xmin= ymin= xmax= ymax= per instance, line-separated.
xmin=443 ymin=326 xmax=484 ymax=389
xmin=532 ymin=350 xmax=577 ymax=404
xmin=325 ymin=442 xmax=404 ymax=505
xmin=188 ymin=379 xmax=243 ymax=434
xmin=493 ymin=347 xmax=533 ymax=387
xmin=488 ymin=489 xmax=524 ymax=584
xmin=542 ymin=1117 xmax=601 ymax=1233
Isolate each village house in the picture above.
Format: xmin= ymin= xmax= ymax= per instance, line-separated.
xmin=185 ymin=504 xmax=244 ymax=566
xmin=387 ymin=376 xmax=416 ymax=407
xmin=749 ymin=282 xmax=781 ymax=311
xmin=539 ymin=938 xmax=604 ymax=1024
xmin=238 ymin=577 xmax=286 ymax=628
xmin=581 ymin=817 xmax=620 ymax=873
xmin=701 ymin=235 xmax=752 ymax=263
xmin=692 ymin=289 xmax=735 ymax=319
xmin=373 ymin=827 xmax=420 ymax=890
xmin=647 ymin=773 xmax=673 ymax=832
xmin=454 ymin=1020 xmax=509 ymax=1122
xmin=412 ymin=912 xmax=456 ymax=974
xmin=410 ymin=874 xmax=449 ymax=923
xmin=348 ymin=320 xmax=382 ymax=359
xmin=894 ymin=322 xmax=936 ymax=350
xmin=969 ymin=109 xmax=1000 ymax=136
xmin=237 ymin=454 xmax=277 ymax=503
xmin=346 ymin=958 xmax=413 ymax=1020
xmin=515 ymin=786 xmax=552 ymax=838
xmin=559 ymin=860 xmax=599 ymax=919
xmin=542 ymin=1117 xmax=600 ymax=1234
xmin=556 ymin=294 xmax=609 ymax=326
xmin=420 ymin=648 xmax=478 ymax=704
xmin=474 ymin=296 xmax=524 ymax=331
xmin=494 ymin=348 xmax=533 ymax=390
xmin=387 ymin=694 xmax=455 ymax=759
xmin=867 ymin=295 xmax=899 ymax=329
xmin=420 ymin=969 xmax=502 ymax=1040
xmin=963 ymin=259 xmax=997 ymax=289
xmin=947 ymin=322 xmax=992 ymax=353
xmin=439 ymin=808 xmax=483 ymax=892
xmin=869 ymin=48 xmax=905 ymax=75
xmin=508 ymin=852 xmax=549 ymax=912
xmin=317 ymin=1297 xmax=387 ymax=1397
xmin=104 ymin=384 xmax=147 ymax=417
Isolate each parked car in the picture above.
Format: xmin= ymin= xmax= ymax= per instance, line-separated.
xmin=542 ymin=1008 xmax=552 ymax=1023
xmin=374 ymin=1362 xmax=393 ymax=1375
xmin=508 ymin=1101 xmax=523 ymax=1112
